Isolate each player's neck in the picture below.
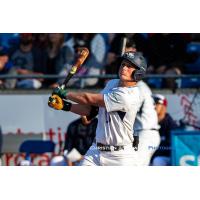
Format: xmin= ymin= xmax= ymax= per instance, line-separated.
xmin=119 ymin=80 xmax=137 ymax=87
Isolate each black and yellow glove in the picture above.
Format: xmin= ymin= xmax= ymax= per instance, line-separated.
xmin=48 ymin=95 xmax=72 ymax=111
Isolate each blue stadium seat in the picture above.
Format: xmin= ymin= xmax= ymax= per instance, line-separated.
xmin=19 ymin=140 xmax=55 ymax=161
xmin=185 ymin=42 xmax=200 ymax=73
xmin=146 ymin=78 xmax=163 ymax=88
xmin=187 ymin=42 xmax=200 ymax=53
xmin=179 ymin=78 xmax=200 ymax=88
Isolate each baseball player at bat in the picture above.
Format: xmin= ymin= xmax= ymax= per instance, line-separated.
xmin=48 ymin=51 xmax=147 ymax=166
xmin=120 ymin=40 xmax=160 ymax=165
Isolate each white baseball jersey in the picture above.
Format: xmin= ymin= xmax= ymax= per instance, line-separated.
xmin=134 ymin=81 xmax=159 ymax=133
xmin=96 ymin=79 xmax=141 ymax=146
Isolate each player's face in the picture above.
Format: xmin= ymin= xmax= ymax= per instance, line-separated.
xmin=155 ymin=104 xmax=163 ymax=115
xmin=119 ymin=60 xmax=136 ymax=81
xmin=155 ymin=104 xmax=167 ymax=122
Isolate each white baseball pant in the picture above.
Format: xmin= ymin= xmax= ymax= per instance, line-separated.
xmin=136 ymin=130 xmax=161 ymax=166
xmin=79 ymin=143 xmax=138 ymax=166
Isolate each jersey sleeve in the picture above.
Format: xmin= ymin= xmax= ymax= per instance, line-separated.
xmin=104 ymin=89 xmax=131 ymax=112
xmin=100 ymin=79 xmax=118 ymax=94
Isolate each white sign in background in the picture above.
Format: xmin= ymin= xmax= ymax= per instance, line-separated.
xmin=0 ymin=95 xmax=78 ymax=134
xmin=0 ymin=94 xmax=199 ymax=134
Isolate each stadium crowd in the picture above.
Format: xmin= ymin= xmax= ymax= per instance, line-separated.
xmin=0 ymin=33 xmax=200 ymax=90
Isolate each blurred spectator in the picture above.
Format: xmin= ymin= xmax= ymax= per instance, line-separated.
xmin=63 ymin=116 xmax=97 ymax=166
xmin=0 ymin=46 xmax=17 ymax=89
xmin=100 ymin=33 xmax=110 ymax=55
xmin=42 ymin=33 xmax=73 ymax=88
xmin=147 ymin=34 xmax=190 ymax=89
xmin=104 ymin=35 xmax=140 ymax=86
xmin=163 ymin=61 xmax=182 ymax=90
xmin=11 ymin=33 xmax=42 ymax=89
xmin=0 ymin=126 xmax=2 ymax=165
xmin=62 ymin=33 xmax=106 ymax=88
xmin=2 ymin=33 xmax=198 ymax=90
xmin=82 ymin=33 xmax=106 ymax=87
xmin=32 ymin=33 xmax=49 ymax=74
xmin=11 ymin=33 xmax=34 ymax=73
xmin=108 ymin=33 xmax=147 ymax=57
xmin=147 ymin=33 xmax=188 ymax=74
xmin=190 ymin=33 xmax=200 ymax=42
xmin=151 ymin=94 xmax=179 ymax=166
xmin=105 ymin=33 xmax=147 ymax=76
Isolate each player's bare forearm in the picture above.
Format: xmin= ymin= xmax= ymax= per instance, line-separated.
xmin=70 ymin=104 xmax=92 ymax=116
xmin=67 ymin=92 xmax=105 ymax=107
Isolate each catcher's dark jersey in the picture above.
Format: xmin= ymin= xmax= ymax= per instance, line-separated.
xmin=64 ymin=118 xmax=97 ymax=155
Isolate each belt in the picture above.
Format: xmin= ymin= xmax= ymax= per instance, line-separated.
xmin=150 ymin=128 xmax=159 ymax=131
xmin=97 ymin=143 xmax=124 ymax=152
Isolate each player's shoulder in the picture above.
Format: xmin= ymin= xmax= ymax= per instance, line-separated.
xmin=118 ymin=86 xmax=140 ymax=107
xmin=102 ymin=79 xmax=119 ymax=91
xmin=105 ymin=79 xmax=119 ymax=87
xmin=115 ymin=85 xmax=140 ymax=102
xmin=137 ymin=80 xmax=149 ymax=89
xmin=137 ymin=80 xmax=152 ymax=94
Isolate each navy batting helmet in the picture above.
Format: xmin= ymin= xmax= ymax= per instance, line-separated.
xmin=121 ymin=51 xmax=147 ymax=81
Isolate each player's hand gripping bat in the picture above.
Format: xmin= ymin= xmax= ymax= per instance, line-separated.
xmin=48 ymin=47 xmax=89 ymax=109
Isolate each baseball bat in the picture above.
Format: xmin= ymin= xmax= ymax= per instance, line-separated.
xmin=120 ymin=37 xmax=127 ymax=56
xmin=48 ymin=47 xmax=89 ymax=107
xmin=60 ymin=47 xmax=89 ymax=89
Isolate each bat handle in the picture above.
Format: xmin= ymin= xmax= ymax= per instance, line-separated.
xmin=62 ymin=73 xmax=74 ymax=88
xmin=60 ymin=84 xmax=66 ymax=90
xmin=121 ymin=37 xmax=127 ymax=56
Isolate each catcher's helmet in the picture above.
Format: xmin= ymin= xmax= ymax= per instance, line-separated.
xmin=152 ymin=94 xmax=168 ymax=106
xmin=121 ymin=51 xmax=147 ymax=81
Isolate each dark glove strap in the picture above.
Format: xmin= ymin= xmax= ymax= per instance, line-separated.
xmin=62 ymin=100 xmax=72 ymax=111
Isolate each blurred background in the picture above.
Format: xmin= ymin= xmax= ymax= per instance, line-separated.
xmin=0 ymin=33 xmax=200 ymax=166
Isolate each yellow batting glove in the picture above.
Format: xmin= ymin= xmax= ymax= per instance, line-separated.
xmin=48 ymin=94 xmax=64 ymax=110
xmin=48 ymin=95 xmax=72 ymax=111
